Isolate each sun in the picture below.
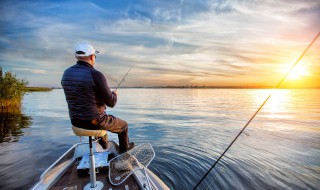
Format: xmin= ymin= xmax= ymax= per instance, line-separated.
xmin=287 ymin=64 xmax=310 ymax=80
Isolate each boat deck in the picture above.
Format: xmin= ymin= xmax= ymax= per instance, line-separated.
xmin=50 ymin=161 xmax=141 ymax=190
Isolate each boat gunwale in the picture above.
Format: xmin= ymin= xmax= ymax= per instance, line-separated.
xmin=40 ymin=143 xmax=79 ymax=179
xmin=31 ymin=143 xmax=79 ymax=190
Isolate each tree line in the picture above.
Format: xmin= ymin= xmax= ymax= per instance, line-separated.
xmin=0 ymin=67 xmax=28 ymax=111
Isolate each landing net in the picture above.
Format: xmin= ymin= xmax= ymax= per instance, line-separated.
xmin=109 ymin=143 xmax=155 ymax=185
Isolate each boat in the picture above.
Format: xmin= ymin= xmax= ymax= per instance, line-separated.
xmin=31 ymin=140 xmax=170 ymax=190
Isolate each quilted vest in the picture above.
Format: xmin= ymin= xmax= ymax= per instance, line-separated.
xmin=61 ymin=62 xmax=99 ymax=120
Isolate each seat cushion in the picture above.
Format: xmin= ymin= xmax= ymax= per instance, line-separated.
xmin=72 ymin=126 xmax=106 ymax=137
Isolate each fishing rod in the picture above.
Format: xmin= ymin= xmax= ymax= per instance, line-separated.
xmin=115 ymin=64 xmax=135 ymax=90
xmin=193 ymin=31 xmax=320 ymax=190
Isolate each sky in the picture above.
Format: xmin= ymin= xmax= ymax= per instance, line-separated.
xmin=0 ymin=0 xmax=319 ymax=88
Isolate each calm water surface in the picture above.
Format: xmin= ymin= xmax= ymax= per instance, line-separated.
xmin=0 ymin=89 xmax=319 ymax=190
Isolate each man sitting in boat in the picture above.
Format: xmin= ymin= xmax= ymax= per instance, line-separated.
xmin=61 ymin=42 xmax=134 ymax=154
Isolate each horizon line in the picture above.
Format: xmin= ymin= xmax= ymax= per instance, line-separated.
xmin=33 ymin=85 xmax=320 ymax=89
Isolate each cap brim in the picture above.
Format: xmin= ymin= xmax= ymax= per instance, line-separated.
xmin=75 ymin=50 xmax=99 ymax=57
xmin=75 ymin=54 xmax=87 ymax=57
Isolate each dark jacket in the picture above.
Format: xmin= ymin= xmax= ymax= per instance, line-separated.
xmin=61 ymin=61 xmax=117 ymax=124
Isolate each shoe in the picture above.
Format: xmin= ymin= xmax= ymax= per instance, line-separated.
xmin=127 ymin=142 xmax=135 ymax=151
xmin=119 ymin=142 xmax=135 ymax=154
xmin=107 ymin=153 xmax=116 ymax=161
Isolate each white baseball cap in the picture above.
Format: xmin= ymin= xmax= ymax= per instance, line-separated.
xmin=74 ymin=42 xmax=99 ymax=57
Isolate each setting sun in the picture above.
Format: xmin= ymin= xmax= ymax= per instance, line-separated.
xmin=278 ymin=58 xmax=317 ymax=88
xmin=287 ymin=64 xmax=310 ymax=80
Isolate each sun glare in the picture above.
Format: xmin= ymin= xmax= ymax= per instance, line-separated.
xmin=287 ymin=64 xmax=310 ymax=80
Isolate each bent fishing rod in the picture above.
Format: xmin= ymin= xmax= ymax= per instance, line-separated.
xmin=115 ymin=64 xmax=135 ymax=90
xmin=193 ymin=31 xmax=320 ymax=190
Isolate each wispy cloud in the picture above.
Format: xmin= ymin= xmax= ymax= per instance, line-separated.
xmin=0 ymin=0 xmax=319 ymax=87
xmin=13 ymin=68 xmax=48 ymax=75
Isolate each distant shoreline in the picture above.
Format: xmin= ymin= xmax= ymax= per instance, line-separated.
xmin=116 ymin=86 xmax=320 ymax=89
xmin=39 ymin=86 xmax=320 ymax=90
xmin=26 ymin=87 xmax=53 ymax=92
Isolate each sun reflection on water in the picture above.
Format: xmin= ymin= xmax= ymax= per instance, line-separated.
xmin=263 ymin=90 xmax=293 ymax=119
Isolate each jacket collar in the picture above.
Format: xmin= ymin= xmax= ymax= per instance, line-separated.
xmin=77 ymin=61 xmax=93 ymax=68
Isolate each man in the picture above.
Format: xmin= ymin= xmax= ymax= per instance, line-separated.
xmin=61 ymin=42 xmax=134 ymax=154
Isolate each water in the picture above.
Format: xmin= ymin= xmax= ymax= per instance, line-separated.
xmin=0 ymin=89 xmax=319 ymax=190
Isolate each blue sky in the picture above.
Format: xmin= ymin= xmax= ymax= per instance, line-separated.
xmin=0 ymin=0 xmax=319 ymax=87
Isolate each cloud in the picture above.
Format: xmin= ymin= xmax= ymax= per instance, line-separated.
xmin=0 ymin=0 xmax=319 ymax=87
xmin=13 ymin=68 xmax=48 ymax=74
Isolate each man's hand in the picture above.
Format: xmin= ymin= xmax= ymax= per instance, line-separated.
xmin=113 ymin=89 xmax=118 ymax=95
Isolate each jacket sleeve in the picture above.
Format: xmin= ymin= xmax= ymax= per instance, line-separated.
xmin=91 ymin=69 xmax=117 ymax=108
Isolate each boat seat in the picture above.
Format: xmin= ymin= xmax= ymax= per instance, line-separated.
xmin=72 ymin=125 xmax=106 ymax=137
xmin=71 ymin=125 xmax=106 ymax=190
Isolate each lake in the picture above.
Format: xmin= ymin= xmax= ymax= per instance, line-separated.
xmin=0 ymin=89 xmax=319 ymax=190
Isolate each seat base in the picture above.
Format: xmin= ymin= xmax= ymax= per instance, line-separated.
xmin=72 ymin=126 xmax=106 ymax=137
xmin=84 ymin=181 xmax=104 ymax=190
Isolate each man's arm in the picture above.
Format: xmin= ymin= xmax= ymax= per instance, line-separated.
xmin=91 ymin=69 xmax=117 ymax=107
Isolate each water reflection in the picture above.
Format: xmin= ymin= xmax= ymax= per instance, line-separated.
xmin=0 ymin=89 xmax=319 ymax=190
xmin=0 ymin=109 xmax=32 ymax=143
xmin=264 ymin=90 xmax=293 ymax=119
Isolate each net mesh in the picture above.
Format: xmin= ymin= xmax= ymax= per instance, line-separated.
xmin=109 ymin=143 xmax=155 ymax=185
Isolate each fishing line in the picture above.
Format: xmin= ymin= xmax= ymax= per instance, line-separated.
xmin=205 ymin=166 xmax=225 ymax=190
xmin=193 ymin=31 xmax=320 ymax=190
xmin=116 ymin=64 xmax=135 ymax=90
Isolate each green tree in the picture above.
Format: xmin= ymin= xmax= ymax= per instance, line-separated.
xmin=0 ymin=67 xmax=28 ymax=110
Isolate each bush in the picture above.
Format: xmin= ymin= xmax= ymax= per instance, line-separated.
xmin=0 ymin=67 xmax=28 ymax=110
